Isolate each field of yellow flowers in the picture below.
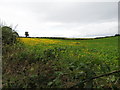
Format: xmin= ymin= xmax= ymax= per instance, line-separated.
xmin=19 ymin=38 xmax=62 ymax=45
xmin=3 ymin=36 xmax=120 ymax=88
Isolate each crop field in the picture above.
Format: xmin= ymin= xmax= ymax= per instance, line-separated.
xmin=2 ymin=36 xmax=120 ymax=88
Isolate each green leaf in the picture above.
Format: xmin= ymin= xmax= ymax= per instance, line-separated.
xmin=47 ymin=82 xmax=53 ymax=86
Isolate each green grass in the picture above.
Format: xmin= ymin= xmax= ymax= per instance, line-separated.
xmin=2 ymin=36 xmax=120 ymax=88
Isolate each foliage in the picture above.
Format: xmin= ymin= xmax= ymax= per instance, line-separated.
xmin=25 ymin=32 xmax=29 ymax=37
xmin=2 ymin=26 xmax=19 ymax=45
xmin=2 ymin=36 xmax=120 ymax=88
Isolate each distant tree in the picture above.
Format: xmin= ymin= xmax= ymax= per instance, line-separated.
xmin=115 ymin=34 xmax=120 ymax=36
xmin=25 ymin=32 xmax=29 ymax=37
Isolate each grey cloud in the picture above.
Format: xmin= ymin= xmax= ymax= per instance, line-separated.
xmin=25 ymin=2 xmax=118 ymax=23
xmin=0 ymin=2 xmax=118 ymax=37
xmin=5 ymin=2 xmax=117 ymax=23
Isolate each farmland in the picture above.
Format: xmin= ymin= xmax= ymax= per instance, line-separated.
xmin=2 ymin=36 xmax=120 ymax=88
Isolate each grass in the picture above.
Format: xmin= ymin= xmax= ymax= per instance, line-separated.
xmin=2 ymin=36 xmax=120 ymax=88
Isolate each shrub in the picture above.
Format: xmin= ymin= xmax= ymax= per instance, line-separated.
xmin=2 ymin=26 xmax=19 ymax=45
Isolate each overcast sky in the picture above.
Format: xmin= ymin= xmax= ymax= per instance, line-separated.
xmin=0 ymin=0 xmax=119 ymax=38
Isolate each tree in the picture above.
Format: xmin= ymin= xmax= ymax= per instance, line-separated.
xmin=115 ymin=34 xmax=120 ymax=36
xmin=25 ymin=32 xmax=29 ymax=37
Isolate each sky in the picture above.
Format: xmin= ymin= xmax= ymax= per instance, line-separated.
xmin=0 ymin=0 xmax=119 ymax=38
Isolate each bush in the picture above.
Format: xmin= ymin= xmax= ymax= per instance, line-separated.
xmin=2 ymin=26 xmax=19 ymax=45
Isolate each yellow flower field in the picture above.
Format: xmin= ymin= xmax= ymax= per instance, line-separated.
xmin=19 ymin=38 xmax=62 ymax=45
xmin=18 ymin=38 xmax=83 ymax=46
